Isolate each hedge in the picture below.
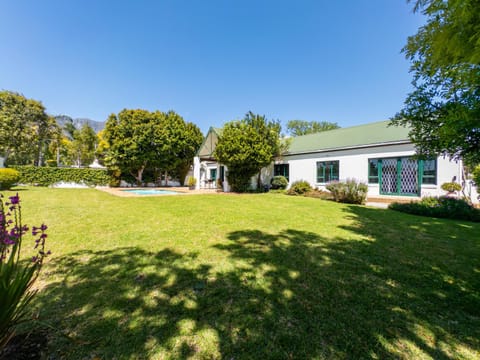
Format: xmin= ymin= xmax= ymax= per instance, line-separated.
xmin=11 ymin=166 xmax=112 ymax=187
xmin=389 ymin=196 xmax=480 ymax=222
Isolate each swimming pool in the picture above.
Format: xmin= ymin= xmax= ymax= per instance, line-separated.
xmin=121 ymin=189 xmax=182 ymax=195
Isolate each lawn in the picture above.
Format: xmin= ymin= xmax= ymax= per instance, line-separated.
xmin=5 ymin=187 xmax=480 ymax=359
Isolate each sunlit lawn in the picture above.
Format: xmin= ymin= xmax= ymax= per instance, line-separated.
xmin=5 ymin=187 xmax=480 ymax=359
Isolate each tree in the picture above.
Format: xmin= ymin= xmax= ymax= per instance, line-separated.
xmin=95 ymin=129 xmax=109 ymax=165
xmin=0 ymin=91 xmax=51 ymax=165
xmin=392 ymin=0 xmax=480 ymax=165
xmin=287 ymin=120 xmax=340 ymax=136
xmin=69 ymin=123 xmax=97 ymax=167
xmin=33 ymin=116 xmax=61 ymax=166
xmin=103 ymin=109 xmax=202 ymax=185
xmin=214 ymin=112 xmax=283 ymax=192
xmin=168 ymin=120 xmax=203 ymax=186
xmin=104 ymin=109 xmax=157 ymax=184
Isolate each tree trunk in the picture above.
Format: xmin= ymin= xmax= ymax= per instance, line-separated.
xmin=257 ymin=170 xmax=262 ymax=190
xmin=56 ymin=145 xmax=60 ymax=166
xmin=3 ymin=149 xmax=10 ymax=165
xmin=136 ymin=165 xmax=145 ymax=186
xmin=164 ymin=171 xmax=168 ymax=186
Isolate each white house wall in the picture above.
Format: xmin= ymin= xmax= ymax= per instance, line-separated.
xmin=280 ymin=143 xmax=472 ymax=201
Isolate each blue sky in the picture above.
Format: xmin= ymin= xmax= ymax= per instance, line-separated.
xmin=0 ymin=0 xmax=424 ymax=134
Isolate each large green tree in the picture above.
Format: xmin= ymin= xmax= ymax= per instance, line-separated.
xmin=214 ymin=112 xmax=283 ymax=192
xmin=104 ymin=109 xmax=202 ymax=185
xmin=392 ymin=0 xmax=480 ymax=165
xmin=287 ymin=120 xmax=340 ymax=136
xmin=165 ymin=117 xmax=203 ymax=186
xmin=0 ymin=91 xmax=55 ymax=165
xmin=104 ymin=109 xmax=157 ymax=184
xmin=149 ymin=111 xmax=202 ymax=185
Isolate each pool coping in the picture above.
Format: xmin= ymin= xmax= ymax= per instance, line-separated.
xmin=97 ymin=187 xmax=220 ymax=197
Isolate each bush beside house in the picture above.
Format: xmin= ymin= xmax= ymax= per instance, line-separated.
xmin=326 ymin=179 xmax=368 ymax=205
xmin=270 ymin=176 xmax=288 ymax=190
xmin=389 ymin=197 xmax=480 ymax=222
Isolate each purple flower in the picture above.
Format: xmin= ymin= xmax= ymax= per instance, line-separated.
xmin=40 ymin=224 xmax=48 ymax=231
xmin=9 ymin=194 xmax=20 ymax=205
xmin=4 ymin=238 xmax=15 ymax=245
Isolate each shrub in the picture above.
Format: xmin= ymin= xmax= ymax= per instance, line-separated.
xmin=326 ymin=179 xmax=368 ymax=204
xmin=472 ymin=165 xmax=480 ymax=188
xmin=441 ymin=182 xmax=462 ymax=193
xmin=287 ymin=180 xmax=312 ymax=196
xmin=0 ymin=168 xmax=20 ymax=190
xmin=0 ymin=194 xmax=49 ymax=348
xmin=11 ymin=166 xmax=111 ymax=187
xmin=389 ymin=196 xmax=480 ymax=222
xmin=227 ymin=167 xmax=254 ymax=193
xmin=270 ymin=176 xmax=288 ymax=190
xmin=187 ymin=176 xmax=197 ymax=188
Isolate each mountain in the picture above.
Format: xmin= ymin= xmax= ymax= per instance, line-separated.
xmin=55 ymin=115 xmax=105 ymax=133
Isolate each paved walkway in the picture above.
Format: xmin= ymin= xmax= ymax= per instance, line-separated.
xmin=365 ymin=202 xmax=390 ymax=209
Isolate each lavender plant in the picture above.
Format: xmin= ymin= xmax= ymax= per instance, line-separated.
xmin=0 ymin=194 xmax=49 ymax=348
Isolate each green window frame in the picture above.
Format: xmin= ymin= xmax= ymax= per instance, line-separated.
xmin=274 ymin=164 xmax=289 ymax=181
xmin=210 ymin=168 xmax=217 ymax=181
xmin=368 ymin=159 xmax=379 ymax=184
xmin=376 ymin=156 xmax=421 ymax=196
xmin=316 ymin=161 xmax=339 ymax=183
xmin=421 ymin=158 xmax=437 ymax=185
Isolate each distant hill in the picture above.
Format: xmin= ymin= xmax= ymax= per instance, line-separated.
xmin=55 ymin=115 xmax=105 ymax=133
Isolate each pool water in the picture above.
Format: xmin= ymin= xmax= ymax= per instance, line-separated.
xmin=121 ymin=189 xmax=181 ymax=195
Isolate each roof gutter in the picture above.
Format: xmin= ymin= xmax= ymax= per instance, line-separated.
xmin=283 ymin=140 xmax=412 ymax=157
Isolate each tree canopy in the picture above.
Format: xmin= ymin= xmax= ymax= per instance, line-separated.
xmin=287 ymin=120 xmax=340 ymax=136
xmin=103 ymin=109 xmax=202 ymax=185
xmin=214 ymin=112 xmax=283 ymax=192
xmin=392 ymin=0 xmax=480 ymax=165
xmin=69 ymin=123 xmax=98 ymax=167
xmin=0 ymin=91 xmax=58 ymax=166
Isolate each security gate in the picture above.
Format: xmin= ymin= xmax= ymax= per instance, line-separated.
xmin=380 ymin=157 xmax=420 ymax=196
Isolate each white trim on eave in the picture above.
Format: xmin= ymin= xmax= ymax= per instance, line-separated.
xmin=284 ymin=140 xmax=412 ymax=157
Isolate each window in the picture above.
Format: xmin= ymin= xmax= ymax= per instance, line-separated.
xmin=274 ymin=164 xmax=289 ymax=181
xmin=421 ymin=159 xmax=437 ymax=185
xmin=316 ymin=161 xmax=339 ymax=183
xmin=368 ymin=159 xmax=379 ymax=184
xmin=210 ymin=168 xmax=217 ymax=181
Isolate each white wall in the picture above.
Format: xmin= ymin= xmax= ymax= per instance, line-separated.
xmin=283 ymin=143 xmax=416 ymax=190
xmin=279 ymin=143 xmax=472 ymax=201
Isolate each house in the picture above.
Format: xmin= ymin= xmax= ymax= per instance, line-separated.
xmin=193 ymin=121 xmax=479 ymax=203
xmin=193 ymin=127 xmax=228 ymax=191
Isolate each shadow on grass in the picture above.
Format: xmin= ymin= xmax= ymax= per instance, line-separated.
xmin=34 ymin=206 xmax=480 ymax=359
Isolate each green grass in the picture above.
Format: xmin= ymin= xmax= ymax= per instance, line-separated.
xmin=5 ymin=187 xmax=480 ymax=359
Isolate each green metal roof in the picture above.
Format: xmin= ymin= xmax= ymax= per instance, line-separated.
xmin=285 ymin=120 xmax=411 ymax=155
